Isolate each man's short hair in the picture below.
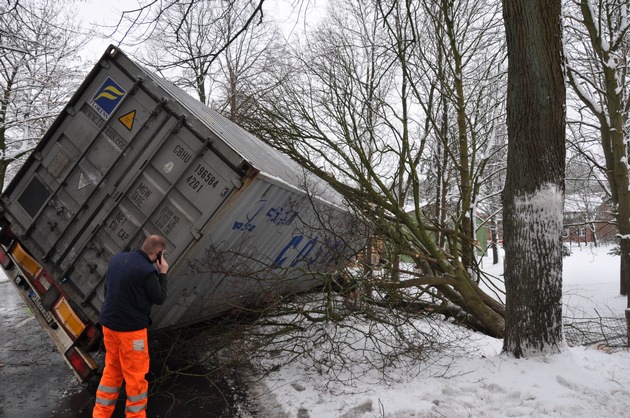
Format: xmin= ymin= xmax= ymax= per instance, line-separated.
xmin=141 ymin=235 xmax=166 ymax=254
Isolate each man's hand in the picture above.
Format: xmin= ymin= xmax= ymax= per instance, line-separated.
xmin=156 ymin=255 xmax=169 ymax=274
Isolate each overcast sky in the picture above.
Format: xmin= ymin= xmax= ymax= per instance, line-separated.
xmin=73 ymin=0 xmax=321 ymax=63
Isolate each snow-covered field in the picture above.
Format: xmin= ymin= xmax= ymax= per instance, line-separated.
xmin=245 ymin=245 xmax=630 ymax=418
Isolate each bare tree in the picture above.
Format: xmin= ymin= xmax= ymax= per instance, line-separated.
xmin=209 ymin=3 xmax=284 ymax=126
xmin=0 ymin=0 xmax=90 ymax=189
xmin=410 ymin=0 xmax=508 ymax=270
xmin=501 ymin=0 xmax=566 ymax=357
xmin=249 ymin=0 xmax=507 ymax=337
xmin=134 ymin=0 xmax=283 ymax=127
xmin=112 ymin=0 xmax=268 ymax=70
xmin=564 ymin=146 xmax=610 ymax=247
xmin=134 ymin=1 xmax=225 ymax=105
xmin=565 ymin=0 xmax=630 ymax=299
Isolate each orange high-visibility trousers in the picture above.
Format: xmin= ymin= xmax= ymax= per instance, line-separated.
xmin=93 ymin=326 xmax=150 ymax=418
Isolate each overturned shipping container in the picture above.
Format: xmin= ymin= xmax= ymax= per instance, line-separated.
xmin=0 ymin=46 xmax=363 ymax=381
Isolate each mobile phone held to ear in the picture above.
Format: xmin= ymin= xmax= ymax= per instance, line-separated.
xmin=157 ymin=251 xmax=162 ymax=264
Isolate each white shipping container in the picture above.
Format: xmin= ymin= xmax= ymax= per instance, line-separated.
xmin=0 ymin=46 xmax=363 ymax=380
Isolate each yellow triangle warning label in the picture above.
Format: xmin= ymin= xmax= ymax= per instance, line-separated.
xmin=118 ymin=110 xmax=136 ymax=131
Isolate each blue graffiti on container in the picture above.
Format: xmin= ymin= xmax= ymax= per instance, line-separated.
xmin=266 ymin=207 xmax=298 ymax=226
xmin=233 ymin=199 xmax=266 ymax=232
xmin=233 ymin=200 xmax=300 ymax=232
xmin=272 ymin=235 xmax=343 ymax=269
xmin=89 ymin=77 xmax=126 ymax=120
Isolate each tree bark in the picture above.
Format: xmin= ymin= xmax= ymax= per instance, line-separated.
xmin=492 ymin=216 xmax=499 ymax=265
xmin=501 ymin=0 xmax=566 ymax=357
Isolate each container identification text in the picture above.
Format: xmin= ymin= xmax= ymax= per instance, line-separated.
xmin=186 ymin=164 xmax=221 ymax=194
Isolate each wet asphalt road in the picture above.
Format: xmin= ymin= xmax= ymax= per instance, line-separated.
xmin=0 ymin=279 xmax=84 ymax=418
xmin=0 ymin=278 xmax=242 ymax=418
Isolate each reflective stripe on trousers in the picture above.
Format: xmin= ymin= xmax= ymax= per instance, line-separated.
xmin=93 ymin=326 xmax=150 ymax=418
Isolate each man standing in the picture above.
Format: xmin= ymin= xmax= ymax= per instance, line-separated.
xmin=93 ymin=235 xmax=169 ymax=418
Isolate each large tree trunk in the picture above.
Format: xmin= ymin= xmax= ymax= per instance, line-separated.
xmin=501 ymin=0 xmax=566 ymax=357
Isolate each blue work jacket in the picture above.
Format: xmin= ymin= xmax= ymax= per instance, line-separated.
xmin=99 ymin=249 xmax=168 ymax=331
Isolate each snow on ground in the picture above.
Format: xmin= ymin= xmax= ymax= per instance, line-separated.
xmin=245 ymin=244 xmax=630 ymax=418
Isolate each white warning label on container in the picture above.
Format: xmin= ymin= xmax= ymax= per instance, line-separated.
xmin=78 ymin=173 xmax=91 ymax=190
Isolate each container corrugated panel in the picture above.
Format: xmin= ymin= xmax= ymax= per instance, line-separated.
xmin=152 ymin=174 xmax=358 ymax=328
xmin=1 ymin=45 xmax=361 ymax=329
xmin=144 ymin=58 xmax=345 ymax=206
